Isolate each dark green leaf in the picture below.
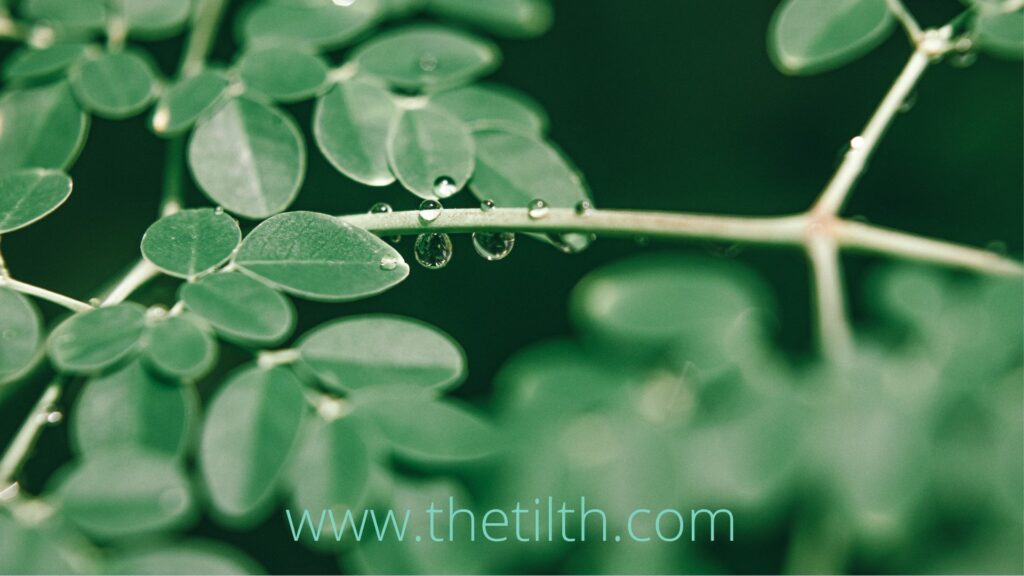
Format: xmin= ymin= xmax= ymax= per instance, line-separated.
xmin=387 ymin=106 xmax=475 ymax=199
xmin=313 ymin=79 xmax=399 ymax=186
xmin=768 ymin=0 xmax=895 ymax=75
xmin=290 ymin=418 xmax=370 ymax=517
xmin=427 ymin=0 xmax=553 ymax=38
xmin=140 ymin=208 xmax=241 ymax=279
xmin=240 ymin=1 xmax=381 ymax=51
xmin=151 ymin=70 xmax=230 ymax=136
xmin=107 ymin=540 xmax=264 ymax=575
xmin=121 ymin=0 xmax=191 ymax=39
xmin=69 ymin=51 xmax=158 ymax=119
xmin=430 ymin=83 xmax=547 ymax=133
xmin=179 ymin=272 xmax=295 ymax=346
xmin=4 ymin=43 xmax=89 ymax=81
xmin=0 ymin=288 xmax=43 ymax=385
xmin=142 ymin=315 xmax=218 ymax=380
xmin=359 ymin=398 xmax=498 ymax=462
xmin=975 ymin=7 xmax=1023 ymax=59
xmin=48 ymin=303 xmax=147 ymax=374
xmin=238 ymin=47 xmax=329 ymax=102
xmin=0 ymin=169 xmax=73 ymax=234
xmin=0 ymin=514 xmax=89 ymax=574
xmin=22 ymin=0 xmax=107 ymax=32
xmin=0 ymin=81 xmax=89 ymax=171
xmin=470 ymin=129 xmax=589 ymax=209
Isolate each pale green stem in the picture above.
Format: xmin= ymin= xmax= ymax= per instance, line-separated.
xmin=806 ymin=231 xmax=854 ymax=362
xmin=0 ymin=380 xmax=62 ymax=486
xmin=0 ymin=277 xmax=93 ymax=312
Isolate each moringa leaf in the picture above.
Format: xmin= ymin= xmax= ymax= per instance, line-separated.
xmin=151 ymin=70 xmax=230 ymax=137
xmin=234 ymin=211 xmax=409 ymax=302
xmin=0 ymin=81 xmax=89 ymax=172
xmin=179 ymin=272 xmax=295 ymax=346
xmin=313 ymin=79 xmax=399 ymax=186
xmin=974 ymin=7 xmax=1023 ymax=59
xmin=47 ymin=303 xmax=147 ymax=374
xmin=0 ymin=169 xmax=73 ymax=234
xmin=69 ymin=51 xmax=158 ymax=119
xmin=0 ymin=288 xmax=43 ymax=385
xmin=358 ymin=398 xmax=499 ymax=462
xmin=22 ymin=0 xmax=107 ymax=32
xmin=289 ymin=418 xmax=370 ymax=520
xmin=3 ymin=43 xmax=89 ymax=81
xmin=140 ymin=208 xmax=241 ymax=279
xmin=120 ymin=0 xmax=191 ymax=39
xmin=53 ymin=449 xmax=194 ymax=539
xmin=188 ymin=97 xmax=306 ymax=219
xmin=142 ymin=315 xmax=218 ymax=381
xmin=427 ymin=0 xmax=553 ymax=38
xmin=430 ymin=83 xmax=548 ymax=134
xmin=297 ymin=314 xmax=465 ymax=394
xmin=199 ymin=366 xmax=306 ymax=525
xmin=0 ymin=514 xmax=93 ymax=575
xmin=238 ymin=47 xmax=329 ymax=103
xmin=240 ymin=0 xmax=381 ymax=51
xmin=71 ymin=360 xmax=197 ymax=458
xmin=352 ymin=24 xmax=500 ymax=91
xmin=768 ymin=0 xmax=895 ymax=75
xmin=387 ymin=106 xmax=475 ymax=199
xmin=106 ymin=540 xmax=264 ymax=575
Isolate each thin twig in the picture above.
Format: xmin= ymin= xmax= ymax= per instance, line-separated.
xmin=0 ymin=277 xmax=93 ymax=312
xmin=0 ymin=380 xmax=62 ymax=486
xmin=180 ymin=0 xmax=227 ymax=78
xmin=886 ymin=0 xmax=923 ymax=42
xmin=806 ymin=232 xmax=854 ymax=362
xmin=100 ymin=259 xmax=160 ymax=306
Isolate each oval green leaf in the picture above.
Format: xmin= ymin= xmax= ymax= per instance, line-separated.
xmin=199 ymin=366 xmax=306 ymax=524
xmin=470 ymin=129 xmax=590 ymax=208
xmin=71 ymin=360 xmax=197 ymax=458
xmin=298 ymin=314 xmax=465 ymax=393
xmin=290 ymin=418 xmax=370 ymax=517
xmin=0 ymin=288 xmax=43 ymax=385
xmin=107 ymin=540 xmax=264 ymax=575
xmin=151 ymin=69 xmax=229 ymax=136
xmin=179 ymin=272 xmax=295 ymax=346
xmin=70 ymin=51 xmax=158 ymax=119
xmin=430 ymin=83 xmax=547 ymax=133
xmin=427 ymin=0 xmax=552 ymax=38
xmin=121 ymin=0 xmax=191 ymax=39
xmin=352 ymin=24 xmax=500 ymax=91
xmin=769 ymin=0 xmax=895 ymax=75
xmin=48 ymin=303 xmax=147 ymax=374
xmin=240 ymin=0 xmax=381 ymax=51
xmin=238 ymin=47 xmax=329 ymax=102
xmin=140 ymin=208 xmax=241 ymax=279
xmin=234 ymin=211 xmax=409 ymax=302
xmin=22 ymin=0 xmax=107 ymax=32
xmin=4 ymin=43 xmax=89 ymax=81
xmin=0 ymin=81 xmax=89 ymax=172
xmin=188 ymin=97 xmax=306 ymax=219
xmin=975 ymin=7 xmax=1024 ymax=59
xmin=313 ymin=79 xmax=399 ymax=186
xmin=142 ymin=315 xmax=218 ymax=380
xmin=0 ymin=169 xmax=73 ymax=234
xmin=0 ymin=515 xmax=86 ymax=575
xmin=387 ymin=106 xmax=475 ymax=199
xmin=359 ymin=398 xmax=498 ymax=462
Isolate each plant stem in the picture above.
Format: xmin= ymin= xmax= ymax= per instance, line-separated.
xmin=0 ymin=277 xmax=93 ymax=312
xmin=0 ymin=380 xmax=62 ymax=487
xmin=807 ymin=232 xmax=854 ymax=362
xmin=180 ymin=0 xmax=227 ymax=78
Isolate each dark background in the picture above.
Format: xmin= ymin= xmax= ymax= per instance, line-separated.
xmin=1 ymin=0 xmax=1021 ymax=573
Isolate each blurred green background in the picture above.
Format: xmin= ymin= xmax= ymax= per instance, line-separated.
xmin=0 ymin=0 xmax=1020 ymax=573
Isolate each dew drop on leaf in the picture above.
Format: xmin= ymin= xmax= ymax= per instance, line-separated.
xmin=527 ymin=198 xmax=549 ymax=219
xmin=379 ymin=256 xmax=400 ymax=271
xmin=414 ymin=232 xmax=453 ymax=269
xmin=433 ymin=176 xmax=458 ymax=199
xmin=480 ymin=199 xmax=495 ymax=212
xmin=418 ymin=199 xmax=443 ymax=223
xmin=472 ymin=232 xmax=515 ymax=261
xmin=419 ymin=53 xmax=439 ymax=72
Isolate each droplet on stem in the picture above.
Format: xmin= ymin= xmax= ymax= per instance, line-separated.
xmin=547 ymin=233 xmax=594 ymax=254
xmin=433 ymin=176 xmax=458 ymax=199
xmin=414 ymin=233 xmax=453 ymax=269
xmin=575 ymin=200 xmax=594 ymax=216
xmin=527 ymin=199 xmax=549 ymax=220
xmin=418 ymin=200 xmax=442 ymax=223
xmin=480 ymin=199 xmax=496 ymax=212
xmin=369 ymin=202 xmax=392 ymax=214
xmin=472 ymin=232 xmax=515 ymax=261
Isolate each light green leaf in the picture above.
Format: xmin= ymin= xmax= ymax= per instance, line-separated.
xmin=352 ymin=24 xmax=500 ymax=91
xmin=53 ymin=449 xmax=194 ymax=539
xmin=0 ymin=288 xmax=43 ymax=385
xmin=387 ymin=106 xmax=474 ymax=199
xmin=427 ymin=0 xmax=553 ymax=38
xmin=290 ymin=418 xmax=370 ymax=519
xmin=234 ymin=211 xmax=409 ymax=302
xmin=151 ymin=70 xmax=230 ymax=137
xmin=470 ymin=129 xmax=590 ymax=209
xmin=297 ymin=314 xmax=465 ymax=393
xmin=0 ymin=515 xmax=88 ymax=575
xmin=975 ymin=7 xmax=1024 ymax=59
xmin=240 ymin=0 xmax=381 ymax=51
xmin=179 ymin=272 xmax=295 ymax=346
xmin=238 ymin=47 xmax=329 ymax=103
xmin=140 ymin=208 xmax=241 ymax=279
xmin=69 ymin=51 xmax=158 ymax=119
xmin=142 ymin=315 xmax=218 ymax=380
xmin=188 ymin=97 xmax=306 ymax=219
xmin=0 ymin=81 xmax=89 ymax=171
xmin=121 ymin=0 xmax=191 ymax=39
xmin=0 ymin=169 xmax=73 ymax=234
xmin=199 ymin=366 xmax=306 ymax=524
xmin=430 ymin=83 xmax=548 ymax=133
xmin=107 ymin=540 xmax=264 ymax=575
xmin=48 ymin=303 xmax=147 ymax=374
xmin=313 ymin=79 xmax=399 ymax=186
xmin=22 ymin=0 xmax=107 ymax=32
xmin=768 ymin=0 xmax=895 ymax=75
xmin=4 ymin=43 xmax=89 ymax=81
xmin=359 ymin=398 xmax=498 ymax=462
xmin=71 ymin=360 xmax=197 ymax=458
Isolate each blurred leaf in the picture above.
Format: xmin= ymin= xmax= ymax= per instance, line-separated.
xmin=69 ymin=51 xmax=158 ymax=119
xmin=0 ymin=288 xmax=43 ymax=385
xmin=358 ymin=398 xmax=498 ymax=462
xmin=199 ymin=366 xmax=306 ymax=524
xmin=22 ymin=0 xmax=107 ymax=32
xmin=240 ymin=0 xmax=381 ymax=51
xmin=151 ymin=70 xmax=230 ymax=137
xmin=768 ymin=0 xmax=894 ymax=75
xmin=188 ymin=97 xmax=306 ymax=219
xmin=53 ymin=449 xmax=194 ymax=539
xmin=238 ymin=47 xmax=329 ymax=103
xmin=142 ymin=315 xmax=218 ymax=380
xmin=297 ymin=314 xmax=465 ymax=394
xmin=379 ymin=0 xmax=425 ymax=17
xmin=427 ymin=0 xmax=553 ymax=38
xmin=71 ymin=360 xmax=197 ymax=458
xmin=352 ymin=24 xmax=500 ymax=91
xmin=313 ymin=79 xmax=399 ymax=186
xmin=120 ymin=0 xmax=191 ymax=39
xmin=289 ymin=418 xmax=370 ymax=524
xmin=107 ymin=540 xmax=264 ymax=575
xmin=179 ymin=271 xmax=295 ymax=346
xmin=47 ymin=303 xmax=147 ymax=374
xmin=387 ymin=106 xmax=475 ymax=199
xmin=431 ymin=83 xmax=547 ymax=134
xmin=0 ymin=81 xmax=89 ymax=171
xmin=0 ymin=513 xmax=89 ymax=574
xmin=3 ymin=43 xmax=88 ymax=81
xmin=974 ymin=6 xmax=1024 ymax=59
xmin=140 ymin=208 xmax=241 ymax=279
xmin=470 ymin=130 xmax=589 ymax=209
xmin=234 ymin=211 xmax=409 ymax=301
xmin=0 ymin=169 xmax=73 ymax=234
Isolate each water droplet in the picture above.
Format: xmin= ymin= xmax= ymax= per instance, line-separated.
xmin=369 ymin=202 xmax=392 ymax=214
xmin=88 ymin=298 xmax=102 ymax=307
xmin=899 ymin=92 xmax=917 ymax=113
xmin=472 ymin=232 xmax=515 ymax=261
xmin=547 ymin=233 xmax=594 ymax=254
xmin=950 ymin=51 xmax=977 ymax=68
xmin=419 ymin=53 xmax=438 ymax=72
xmin=379 ymin=256 xmax=400 ymax=271
xmin=418 ymin=200 xmax=442 ymax=223
xmin=433 ymin=176 xmax=458 ymax=199
xmin=849 ymin=136 xmax=866 ymax=150
xmin=414 ymin=233 xmax=453 ymax=270
xmin=574 ymin=200 xmax=594 ymax=216
xmin=214 ymin=206 xmax=225 ymax=216
xmin=480 ymin=199 xmax=496 ymax=212
xmin=46 ymin=411 xmax=63 ymax=425
xmin=527 ymin=199 xmax=549 ymax=220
